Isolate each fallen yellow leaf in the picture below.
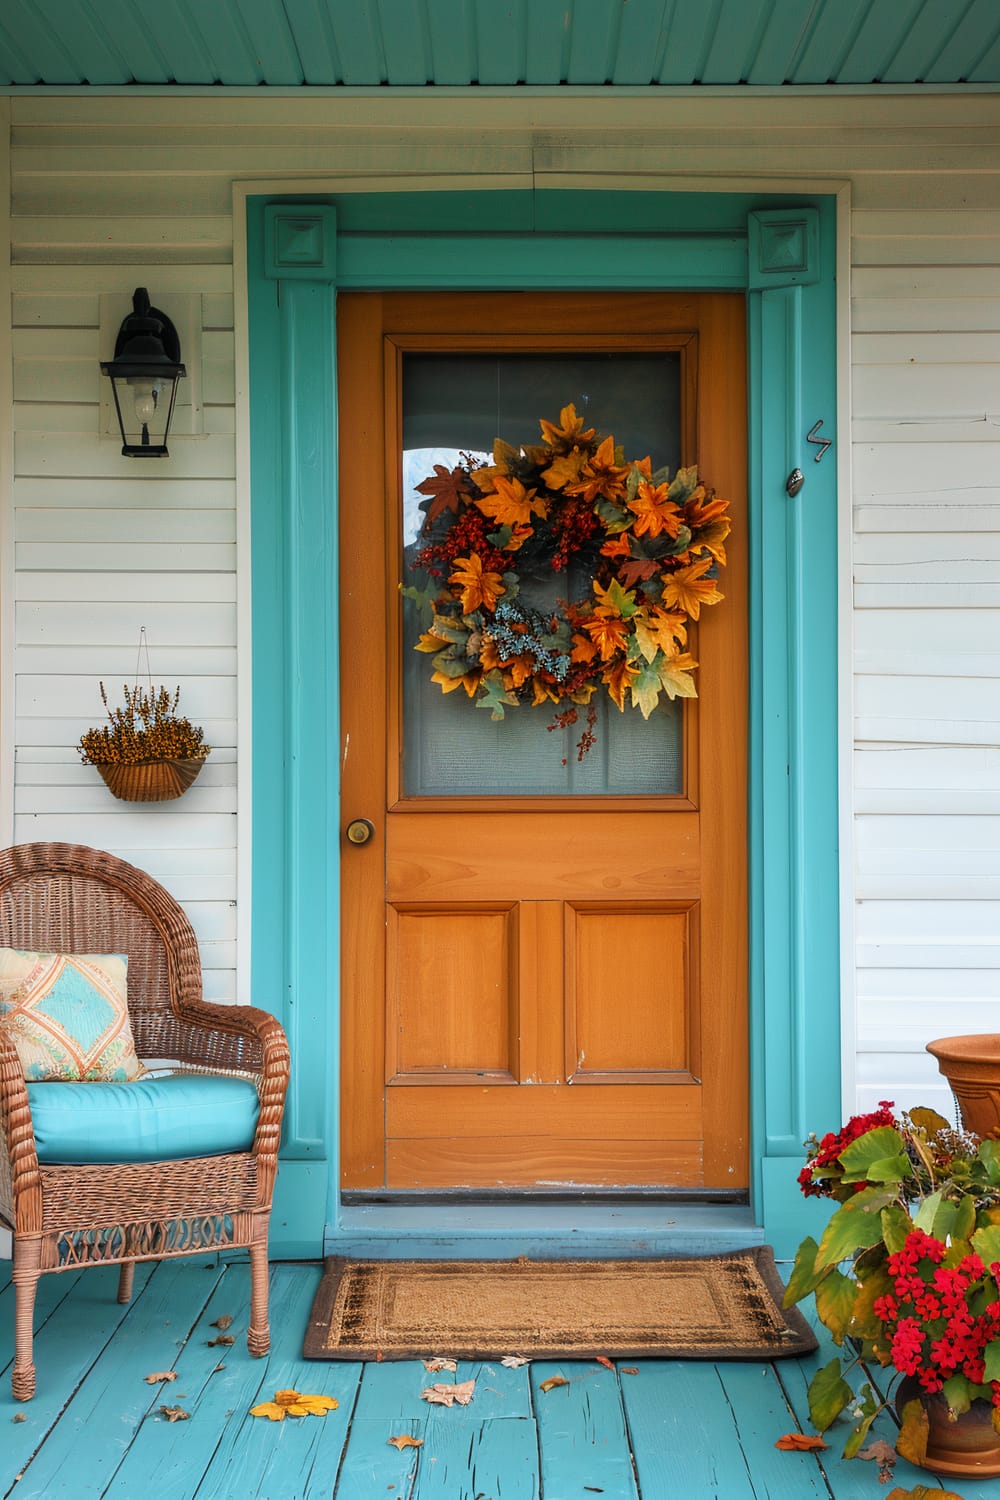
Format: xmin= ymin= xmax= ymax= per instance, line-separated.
xmin=387 ymin=1434 xmax=424 ymax=1450
xmin=539 ymin=1376 xmax=570 ymax=1393
xmin=250 ymin=1389 xmax=340 ymax=1421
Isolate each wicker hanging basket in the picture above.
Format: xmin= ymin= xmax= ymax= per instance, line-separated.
xmin=93 ymin=755 xmax=208 ymax=803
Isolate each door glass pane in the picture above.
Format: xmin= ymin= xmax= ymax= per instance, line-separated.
xmin=401 ymin=353 xmax=683 ymax=797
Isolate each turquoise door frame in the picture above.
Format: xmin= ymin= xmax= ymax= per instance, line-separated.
xmin=246 ymin=189 xmax=841 ymax=1259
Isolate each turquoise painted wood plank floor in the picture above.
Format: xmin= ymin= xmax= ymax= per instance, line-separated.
xmin=1 ymin=1257 xmax=999 ymax=1499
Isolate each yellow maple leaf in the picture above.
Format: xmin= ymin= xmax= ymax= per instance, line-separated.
xmin=471 ymin=438 xmax=520 ymax=492
xmin=660 ymin=557 xmax=723 ymax=619
xmin=250 ymin=1389 xmax=339 ymax=1421
xmin=540 ymin=447 xmax=588 ymax=491
xmin=627 ymin=480 xmax=682 ymax=540
xmin=449 ymin=552 xmax=506 ymax=613
xmin=475 ymin=474 xmax=548 ymax=527
xmin=656 ymin=651 xmax=699 ymax=700
xmin=632 ymin=607 xmax=688 ymax=663
xmin=539 ymin=403 xmax=596 ymax=452
xmin=414 ymin=629 xmax=452 ymax=655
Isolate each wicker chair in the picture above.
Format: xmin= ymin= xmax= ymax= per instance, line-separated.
xmin=0 ymin=842 xmax=290 ymax=1400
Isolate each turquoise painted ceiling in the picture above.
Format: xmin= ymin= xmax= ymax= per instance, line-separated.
xmin=1 ymin=0 xmax=998 ymax=89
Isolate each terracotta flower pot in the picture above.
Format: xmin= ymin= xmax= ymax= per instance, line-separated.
xmin=897 ymin=1378 xmax=1000 ymax=1477
xmin=927 ymin=1034 xmax=1000 ymax=1138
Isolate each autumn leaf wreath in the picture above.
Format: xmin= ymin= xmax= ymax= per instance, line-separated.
xmin=402 ymin=403 xmax=731 ymax=755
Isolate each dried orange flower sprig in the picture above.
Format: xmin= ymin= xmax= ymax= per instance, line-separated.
xmin=78 ymin=682 xmax=210 ymax=766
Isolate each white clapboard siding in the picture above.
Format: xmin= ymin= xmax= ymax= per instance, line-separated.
xmin=5 ymin=91 xmax=1000 ymax=1074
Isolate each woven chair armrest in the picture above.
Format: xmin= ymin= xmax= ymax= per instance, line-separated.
xmin=0 ymin=1026 xmax=43 ymax=1231
xmin=170 ymin=1001 xmax=290 ymax=1163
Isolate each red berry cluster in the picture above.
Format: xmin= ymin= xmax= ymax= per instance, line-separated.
xmin=416 ymin=509 xmax=507 ymax=581
xmin=797 ymin=1100 xmax=898 ymax=1197
xmin=547 ymin=499 xmax=601 ymax=572
xmin=874 ymin=1230 xmax=1000 ymax=1399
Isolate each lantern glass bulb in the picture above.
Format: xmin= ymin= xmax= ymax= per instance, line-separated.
xmin=128 ymin=376 xmax=159 ymax=426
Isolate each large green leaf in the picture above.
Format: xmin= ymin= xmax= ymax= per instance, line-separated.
xmin=941 ymin=1375 xmax=973 ymax=1416
xmin=979 ymin=1138 xmax=1000 ymax=1185
xmin=839 ymin=1126 xmax=906 ymax=1182
xmin=907 ymin=1106 xmax=951 ymax=1136
xmin=972 ymin=1223 xmax=1000 ymax=1268
xmin=814 ymin=1268 xmax=860 ymax=1344
xmin=782 ymin=1235 xmax=828 ymax=1308
xmin=953 ymin=1191 xmax=977 ymax=1243
xmin=913 ymin=1188 xmax=943 ymax=1232
xmin=881 ymin=1204 xmax=914 ymax=1254
xmin=815 ymin=1196 xmax=891 ymax=1270
xmin=865 ymin=1154 xmax=910 ymax=1183
xmin=807 ymin=1358 xmax=853 ymax=1431
xmin=985 ymin=1338 xmax=1000 ymax=1384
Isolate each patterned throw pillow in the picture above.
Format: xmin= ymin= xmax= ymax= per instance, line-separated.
xmin=0 ymin=948 xmax=144 ymax=1082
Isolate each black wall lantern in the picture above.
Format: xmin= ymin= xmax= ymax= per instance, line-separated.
xmin=100 ymin=288 xmax=186 ymax=457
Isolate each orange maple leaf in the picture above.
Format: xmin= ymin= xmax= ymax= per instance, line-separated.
xmin=690 ymin=515 xmax=731 ymax=565
xmin=570 ymin=631 xmax=600 ymax=665
xmin=627 ymin=480 xmax=682 ymax=540
xmin=584 ymin=615 xmax=629 ymax=661
xmin=602 ymin=657 xmax=639 ymax=711
xmin=449 ymin=552 xmax=506 ymax=614
xmin=774 ymin=1432 xmax=828 ymax=1452
xmin=683 ymin=485 xmax=730 ymax=528
xmin=600 ymin=534 xmax=632 ymax=559
xmin=538 ymin=403 xmax=596 ymax=452
xmin=564 ymin=435 xmax=631 ymax=505
xmin=475 ymin=474 xmax=548 ymax=528
xmin=415 ymin=464 xmax=472 ymax=523
xmin=660 ymin=557 xmax=723 ymax=619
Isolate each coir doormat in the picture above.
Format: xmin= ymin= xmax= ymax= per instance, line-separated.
xmin=303 ymin=1246 xmax=817 ymax=1362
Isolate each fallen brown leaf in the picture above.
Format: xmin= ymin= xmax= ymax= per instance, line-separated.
xmin=12 ymin=1414 xmax=25 ymax=1423
xmin=144 ymin=1371 xmax=177 ymax=1385
xmin=621 ymin=1367 xmax=639 ymax=1376
xmin=500 ymin=1355 xmax=530 ymax=1368
xmin=207 ymin=1335 xmax=235 ymax=1347
xmin=539 ymin=1375 xmax=570 ymax=1393
xmin=594 ymin=1356 xmax=614 ymax=1370
xmin=210 ymin=1315 xmax=233 ymax=1331
xmin=387 ymin=1434 xmax=424 ymax=1450
xmin=774 ymin=1432 xmax=828 ymax=1451
xmin=886 ymin=1488 xmax=968 ymax=1500
xmin=158 ymin=1405 xmax=190 ymax=1423
xmin=420 ymin=1379 xmax=475 ymax=1407
xmin=421 ymin=1357 xmax=457 ymax=1373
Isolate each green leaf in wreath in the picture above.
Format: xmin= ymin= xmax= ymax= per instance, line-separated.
xmin=895 ymin=1397 xmax=929 ymax=1469
xmin=596 ymin=497 xmax=631 ymax=533
xmin=400 ymin=582 xmax=438 ymax=626
xmin=839 ymin=1126 xmax=907 ymax=1182
xmin=815 ymin=1267 xmax=860 ymax=1345
xmin=602 ymin=577 xmax=639 ymax=619
xmin=880 ymin=1203 xmax=914 ymax=1255
xmin=807 ymin=1358 xmax=853 ymax=1432
xmin=667 ymin=465 xmax=699 ymax=503
xmin=629 ymin=660 xmax=662 ymax=721
xmin=782 ymin=1235 xmax=829 ymax=1308
xmin=475 ymin=669 xmax=519 ymax=721
xmin=431 ymin=653 xmax=473 ymax=678
xmin=487 ymin=524 xmax=514 ymax=549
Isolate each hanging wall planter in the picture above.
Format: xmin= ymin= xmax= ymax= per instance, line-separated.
xmin=79 ymin=679 xmax=210 ymax=803
xmin=927 ymin=1034 xmax=1000 ymax=1138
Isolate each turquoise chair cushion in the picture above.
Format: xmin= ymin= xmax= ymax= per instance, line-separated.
xmin=27 ymin=1073 xmax=260 ymax=1164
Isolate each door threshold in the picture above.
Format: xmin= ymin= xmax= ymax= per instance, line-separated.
xmin=327 ymin=1199 xmax=765 ymax=1260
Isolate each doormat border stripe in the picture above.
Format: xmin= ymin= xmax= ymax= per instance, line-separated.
xmin=302 ymin=1245 xmax=817 ymax=1362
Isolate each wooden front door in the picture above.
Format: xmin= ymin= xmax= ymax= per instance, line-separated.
xmin=339 ymin=291 xmax=747 ymax=1193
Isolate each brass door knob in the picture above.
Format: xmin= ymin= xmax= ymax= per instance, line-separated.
xmin=345 ymin=818 xmax=375 ymax=845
